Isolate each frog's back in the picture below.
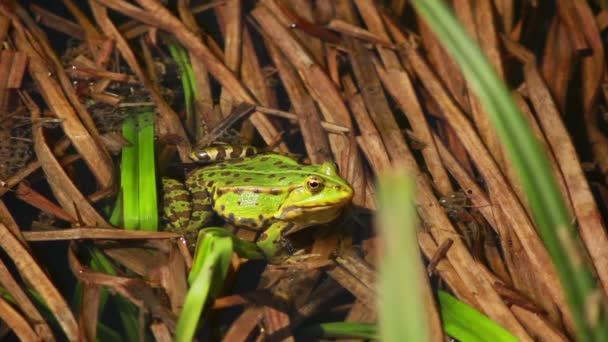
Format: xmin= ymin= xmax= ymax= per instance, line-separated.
xmin=191 ymin=153 xmax=316 ymax=188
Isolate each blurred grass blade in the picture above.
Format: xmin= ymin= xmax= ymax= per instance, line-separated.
xmin=176 ymin=234 xmax=233 ymax=342
xmin=439 ymin=290 xmax=518 ymax=342
xmin=411 ymin=1 xmax=608 ymax=340
xmin=376 ymin=171 xmax=429 ymax=342
xmin=300 ymin=322 xmax=377 ymax=339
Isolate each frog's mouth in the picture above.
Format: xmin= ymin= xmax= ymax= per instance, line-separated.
xmin=276 ymin=203 xmax=347 ymax=223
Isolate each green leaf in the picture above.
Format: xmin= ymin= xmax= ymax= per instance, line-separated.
xmin=377 ymin=171 xmax=429 ymax=342
xmin=439 ymin=291 xmax=518 ymax=342
xmin=176 ymin=235 xmax=233 ymax=341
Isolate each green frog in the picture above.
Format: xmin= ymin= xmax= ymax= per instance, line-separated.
xmin=162 ymin=145 xmax=354 ymax=261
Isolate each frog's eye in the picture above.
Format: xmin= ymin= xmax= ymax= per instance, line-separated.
xmin=306 ymin=177 xmax=324 ymax=193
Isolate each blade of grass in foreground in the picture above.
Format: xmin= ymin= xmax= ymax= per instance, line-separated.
xmin=439 ymin=290 xmax=518 ymax=342
xmin=376 ymin=171 xmax=429 ymax=342
xmin=120 ymin=115 xmax=139 ymax=230
xmin=136 ymin=109 xmax=158 ymax=231
xmin=411 ymin=1 xmax=608 ymax=340
xmin=176 ymin=234 xmax=233 ymax=342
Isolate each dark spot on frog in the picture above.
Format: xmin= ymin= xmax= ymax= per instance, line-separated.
xmin=233 ymin=189 xmax=244 ymax=194
xmin=221 ymin=171 xmax=231 ymax=176
xmin=207 ymin=172 xmax=216 ymax=177
xmin=228 ymin=213 xmax=235 ymax=223
xmin=233 ymin=173 xmax=240 ymax=177
xmin=260 ymin=156 xmax=269 ymax=162
xmin=268 ymin=174 xmax=276 ymax=179
xmin=278 ymin=177 xmax=286 ymax=182
xmin=237 ymin=201 xmax=241 ymax=206
xmin=335 ymin=185 xmax=341 ymax=190
xmin=273 ymin=161 xmax=282 ymax=166
xmin=245 ymin=147 xmax=256 ymax=156
xmin=206 ymin=181 xmax=215 ymax=187
xmin=269 ymin=188 xmax=283 ymax=195
xmin=216 ymin=147 xmax=227 ymax=160
xmin=220 ymin=205 xmax=225 ymax=211
xmin=226 ymin=181 xmax=233 ymax=185
xmin=243 ymin=177 xmax=252 ymax=182
xmin=258 ymin=214 xmax=265 ymax=221
xmin=193 ymin=203 xmax=212 ymax=211
xmin=239 ymin=218 xmax=258 ymax=227
xmin=244 ymin=166 xmax=255 ymax=170
xmin=230 ymin=146 xmax=243 ymax=158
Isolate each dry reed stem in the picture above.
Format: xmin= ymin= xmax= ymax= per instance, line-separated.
xmin=279 ymin=0 xmax=325 ymax=67
xmin=419 ymin=1 xmax=470 ymax=113
xmin=89 ymin=1 xmax=192 ymax=161
xmin=176 ymin=0 xmax=218 ymax=133
xmin=0 ymin=223 xmax=78 ymax=340
xmin=556 ymin=0 xmax=589 ymax=53
xmin=511 ymin=306 xmax=569 ymax=342
xmin=504 ymin=38 xmax=608 ymax=299
xmin=417 ymin=232 xmax=477 ymax=307
xmin=540 ymin=18 xmax=572 ymax=112
xmin=14 ymin=5 xmax=114 ymax=165
xmin=4 ymin=51 xmax=27 ymax=89
xmin=0 ymin=259 xmax=54 ymax=341
xmin=264 ymin=30 xmax=332 ymax=164
xmin=403 ymin=43 xmax=569 ymax=336
xmin=80 ymin=284 xmax=101 ymax=341
xmin=22 ymin=228 xmax=178 ymax=241
xmin=467 ymin=1 xmax=505 ymax=168
xmin=255 ymin=0 xmax=353 ymax=144
xmin=373 ymin=58 xmax=453 ymax=195
xmin=22 ymin=91 xmax=109 ymax=226
xmin=263 ymin=306 xmax=294 ymax=342
xmin=97 ymin=0 xmax=285 ymax=151
xmin=327 ymin=19 xmax=394 ymax=48
xmin=12 ymin=15 xmax=114 ymax=189
xmin=217 ymin=0 xmax=242 ymax=117
xmin=67 ymin=244 xmax=178 ymax=330
xmin=0 ymin=296 xmax=40 ymax=341
xmin=0 ymin=201 xmax=24 ymax=243
xmin=224 ymin=307 xmax=264 ymax=340
xmin=150 ymin=322 xmax=173 ymax=342
xmin=575 ymin=1 xmax=604 ymax=114
xmin=29 ymin=4 xmax=85 ymax=40
xmin=158 ymin=245 xmax=188 ymax=314
xmin=15 ymin=182 xmax=78 ymax=223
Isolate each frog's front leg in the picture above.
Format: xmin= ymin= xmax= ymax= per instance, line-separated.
xmin=203 ymin=221 xmax=292 ymax=261
xmin=162 ymin=178 xmax=214 ymax=244
xmin=256 ymin=221 xmax=294 ymax=262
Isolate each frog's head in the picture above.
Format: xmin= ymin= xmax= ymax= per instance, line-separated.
xmin=275 ymin=162 xmax=353 ymax=225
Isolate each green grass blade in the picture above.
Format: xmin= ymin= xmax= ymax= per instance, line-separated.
xmin=438 ymin=290 xmax=518 ymax=342
xmin=120 ymin=115 xmax=139 ymax=231
xmin=376 ymin=171 xmax=429 ymax=342
xmin=176 ymin=235 xmax=233 ymax=342
xmin=299 ymin=322 xmax=377 ymax=339
xmin=136 ymin=109 xmax=158 ymax=231
xmin=411 ymin=1 xmax=608 ymax=340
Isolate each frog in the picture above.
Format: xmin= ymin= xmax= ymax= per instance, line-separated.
xmin=162 ymin=145 xmax=354 ymax=261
